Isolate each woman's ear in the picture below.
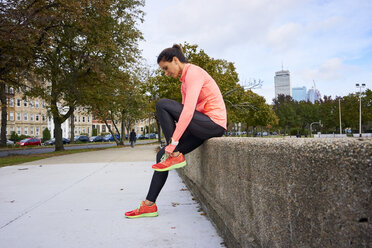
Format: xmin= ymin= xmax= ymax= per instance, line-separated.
xmin=173 ymin=56 xmax=180 ymax=64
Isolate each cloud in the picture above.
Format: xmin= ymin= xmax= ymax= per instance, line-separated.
xmin=154 ymin=0 xmax=301 ymax=52
xmin=266 ymin=23 xmax=302 ymax=51
xmin=301 ymin=58 xmax=358 ymax=82
xmin=140 ymin=0 xmax=372 ymax=102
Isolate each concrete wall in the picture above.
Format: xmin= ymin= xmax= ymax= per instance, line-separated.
xmin=178 ymin=137 xmax=371 ymax=248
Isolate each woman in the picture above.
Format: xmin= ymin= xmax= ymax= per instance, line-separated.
xmin=125 ymin=44 xmax=227 ymax=218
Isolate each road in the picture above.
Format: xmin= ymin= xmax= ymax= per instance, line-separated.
xmin=0 ymin=140 xmax=157 ymax=158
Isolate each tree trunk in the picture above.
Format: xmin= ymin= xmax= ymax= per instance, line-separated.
xmin=54 ymin=117 xmax=64 ymax=151
xmin=156 ymin=116 xmax=162 ymax=144
xmin=70 ymin=111 xmax=75 ymax=144
xmin=0 ymin=83 xmax=7 ymax=147
xmin=120 ymin=116 xmax=125 ymax=146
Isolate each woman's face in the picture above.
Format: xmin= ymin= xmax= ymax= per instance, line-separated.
xmin=158 ymin=57 xmax=182 ymax=79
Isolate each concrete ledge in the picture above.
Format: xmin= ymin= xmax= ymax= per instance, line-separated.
xmin=178 ymin=137 xmax=372 ymax=248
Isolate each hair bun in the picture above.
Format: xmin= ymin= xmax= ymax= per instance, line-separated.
xmin=172 ymin=44 xmax=182 ymax=52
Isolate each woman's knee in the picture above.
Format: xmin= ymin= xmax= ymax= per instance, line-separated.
xmin=156 ymin=99 xmax=171 ymax=111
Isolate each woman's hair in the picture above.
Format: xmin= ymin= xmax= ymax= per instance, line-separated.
xmin=157 ymin=44 xmax=188 ymax=64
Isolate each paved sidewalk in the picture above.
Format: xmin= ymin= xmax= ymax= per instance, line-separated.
xmin=0 ymin=144 xmax=225 ymax=248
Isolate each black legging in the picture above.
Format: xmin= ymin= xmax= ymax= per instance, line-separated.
xmin=146 ymin=99 xmax=225 ymax=202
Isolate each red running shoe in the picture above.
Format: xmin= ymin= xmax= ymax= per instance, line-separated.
xmin=125 ymin=201 xmax=158 ymax=218
xmin=152 ymin=153 xmax=187 ymax=172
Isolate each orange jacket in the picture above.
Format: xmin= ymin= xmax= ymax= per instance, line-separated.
xmin=172 ymin=64 xmax=227 ymax=142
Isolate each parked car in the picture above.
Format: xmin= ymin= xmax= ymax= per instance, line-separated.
xmin=74 ymin=135 xmax=89 ymax=142
xmin=137 ymin=134 xmax=145 ymax=140
xmin=16 ymin=138 xmax=41 ymax=146
xmin=89 ymin=136 xmax=104 ymax=142
xmin=145 ymin=133 xmax=157 ymax=139
xmin=7 ymin=140 xmax=14 ymax=146
xmin=44 ymin=138 xmax=70 ymax=145
xmin=103 ymin=134 xmax=120 ymax=142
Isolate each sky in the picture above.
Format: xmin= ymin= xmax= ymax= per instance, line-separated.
xmin=138 ymin=0 xmax=372 ymax=103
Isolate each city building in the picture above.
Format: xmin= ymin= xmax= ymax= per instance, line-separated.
xmin=92 ymin=119 xmax=116 ymax=135
xmin=0 ymin=85 xmax=48 ymax=139
xmin=292 ymin=86 xmax=307 ymax=101
xmin=274 ymin=70 xmax=291 ymax=98
xmin=1 ymin=84 xmax=155 ymax=140
xmin=307 ymin=87 xmax=321 ymax=103
xmin=48 ymin=106 xmax=93 ymax=139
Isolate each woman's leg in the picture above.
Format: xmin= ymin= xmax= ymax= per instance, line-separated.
xmin=146 ymin=99 xmax=224 ymax=203
xmin=156 ymin=98 xmax=225 ymax=147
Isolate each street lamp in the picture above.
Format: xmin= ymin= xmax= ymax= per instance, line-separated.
xmin=310 ymin=120 xmax=322 ymax=138
xmin=355 ymin=83 xmax=366 ymax=137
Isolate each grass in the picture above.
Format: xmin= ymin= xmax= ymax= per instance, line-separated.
xmin=0 ymin=147 xmax=112 ymax=168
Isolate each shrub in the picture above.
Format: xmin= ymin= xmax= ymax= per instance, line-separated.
xmin=92 ymin=128 xmax=98 ymax=136
xmin=10 ymin=131 xmax=19 ymax=142
xmin=42 ymin=128 xmax=51 ymax=143
xmin=289 ymin=128 xmax=300 ymax=136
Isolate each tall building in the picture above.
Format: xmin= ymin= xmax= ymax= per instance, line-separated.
xmin=274 ymin=70 xmax=291 ymax=98
xmin=307 ymin=87 xmax=321 ymax=103
xmin=292 ymin=86 xmax=307 ymax=101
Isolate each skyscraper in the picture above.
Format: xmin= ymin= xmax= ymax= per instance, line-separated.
xmin=292 ymin=86 xmax=307 ymax=101
xmin=307 ymin=87 xmax=321 ymax=103
xmin=274 ymin=70 xmax=291 ymax=98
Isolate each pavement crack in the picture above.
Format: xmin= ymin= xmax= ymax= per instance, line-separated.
xmin=0 ymin=162 xmax=111 ymax=231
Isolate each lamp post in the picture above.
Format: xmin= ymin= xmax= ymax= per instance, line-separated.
xmin=355 ymin=83 xmax=366 ymax=137
xmin=338 ymin=98 xmax=342 ymax=134
xmin=310 ymin=120 xmax=322 ymax=138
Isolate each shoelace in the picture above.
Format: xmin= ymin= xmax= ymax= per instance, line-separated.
xmin=160 ymin=153 xmax=168 ymax=162
xmin=135 ymin=203 xmax=143 ymax=214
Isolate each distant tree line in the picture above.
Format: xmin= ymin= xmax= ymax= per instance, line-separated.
xmin=272 ymin=90 xmax=372 ymax=135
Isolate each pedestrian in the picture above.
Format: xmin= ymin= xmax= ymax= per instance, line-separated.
xmin=129 ymin=129 xmax=136 ymax=148
xmin=125 ymin=44 xmax=227 ymax=218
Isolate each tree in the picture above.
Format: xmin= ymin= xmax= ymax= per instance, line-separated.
xmin=341 ymin=93 xmax=359 ymax=131
xmin=0 ymin=0 xmax=58 ymax=146
xmin=362 ymin=89 xmax=372 ymax=130
xmin=25 ymin=0 xmax=144 ymax=151
xmin=273 ymin=95 xmax=300 ymax=135
xmin=89 ymin=71 xmax=147 ymax=146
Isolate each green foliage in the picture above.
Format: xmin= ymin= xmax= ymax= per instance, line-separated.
xmin=9 ymin=132 xmax=29 ymax=142
xmin=80 ymin=133 xmax=89 ymax=136
xmin=10 ymin=131 xmax=19 ymax=142
xmin=92 ymin=128 xmax=98 ymax=136
xmin=18 ymin=0 xmax=145 ymax=150
xmin=42 ymin=128 xmax=51 ymax=142
xmin=272 ymin=90 xmax=372 ymax=134
xmin=289 ymin=128 xmax=301 ymax=136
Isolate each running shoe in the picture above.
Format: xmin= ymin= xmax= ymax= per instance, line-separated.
xmin=160 ymin=153 xmax=168 ymax=162
xmin=125 ymin=201 xmax=158 ymax=219
xmin=152 ymin=153 xmax=187 ymax=172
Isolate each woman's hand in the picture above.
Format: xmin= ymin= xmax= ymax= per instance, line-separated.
xmin=165 ymin=144 xmax=177 ymax=156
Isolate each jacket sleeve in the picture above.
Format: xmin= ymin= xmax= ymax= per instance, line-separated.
xmin=171 ymin=67 xmax=204 ymax=142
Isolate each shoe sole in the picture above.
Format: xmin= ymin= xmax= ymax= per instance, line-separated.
xmin=125 ymin=212 xmax=158 ymax=219
xmin=153 ymin=161 xmax=187 ymax=172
